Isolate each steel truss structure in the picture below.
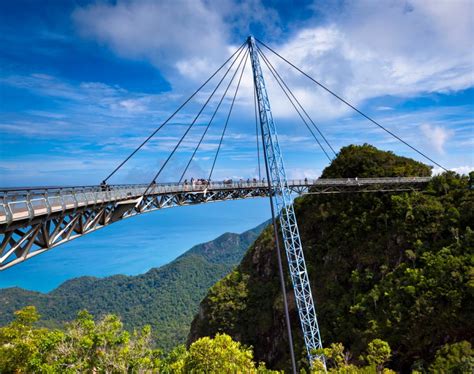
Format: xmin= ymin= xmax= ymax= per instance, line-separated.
xmin=0 ymin=177 xmax=428 ymax=271
xmin=248 ymin=36 xmax=327 ymax=366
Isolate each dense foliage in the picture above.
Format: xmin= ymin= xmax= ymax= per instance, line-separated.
xmin=189 ymin=145 xmax=473 ymax=372
xmin=321 ymin=144 xmax=431 ymax=178
xmin=0 ymin=224 xmax=265 ymax=350
xmin=0 ymin=306 xmax=468 ymax=374
xmin=2 ymin=306 xmax=469 ymax=373
xmin=0 ymin=306 xmax=281 ymax=373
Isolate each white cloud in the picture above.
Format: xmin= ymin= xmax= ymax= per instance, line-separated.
xmin=72 ymin=0 xmax=474 ymax=121
xmin=0 ymin=73 xmax=180 ymax=139
xmin=0 ymin=154 xmax=122 ymax=186
xmin=286 ymin=167 xmax=321 ymax=180
xmin=265 ymin=0 xmax=473 ymax=118
xmin=450 ymin=165 xmax=474 ymax=175
xmin=116 ymin=98 xmax=148 ymax=113
xmin=432 ymin=165 xmax=474 ymax=176
xmin=420 ymin=123 xmax=452 ymax=154
xmin=72 ymin=0 xmax=230 ymax=81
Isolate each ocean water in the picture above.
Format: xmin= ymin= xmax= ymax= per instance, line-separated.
xmin=0 ymin=198 xmax=271 ymax=292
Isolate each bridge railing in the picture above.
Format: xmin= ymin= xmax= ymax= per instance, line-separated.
xmin=0 ymin=177 xmax=430 ymax=196
xmin=0 ymin=177 xmax=431 ymax=225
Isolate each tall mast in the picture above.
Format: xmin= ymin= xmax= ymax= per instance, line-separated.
xmin=247 ymin=36 xmax=325 ymax=368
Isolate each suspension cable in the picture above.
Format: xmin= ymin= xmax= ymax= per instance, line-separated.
xmin=208 ymin=50 xmax=249 ymax=182
xmin=253 ymin=82 xmax=262 ymax=180
xmin=102 ymin=42 xmax=247 ymax=183
xmin=256 ymin=48 xmax=333 ymax=162
xmin=257 ymin=45 xmax=337 ymax=158
xmin=256 ymin=38 xmax=448 ymax=172
xmin=143 ymin=49 xmax=249 ymax=196
xmin=178 ymin=47 xmax=248 ymax=183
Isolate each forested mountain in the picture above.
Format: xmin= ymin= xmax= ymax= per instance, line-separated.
xmin=0 ymin=222 xmax=267 ymax=350
xmin=188 ymin=144 xmax=474 ymax=372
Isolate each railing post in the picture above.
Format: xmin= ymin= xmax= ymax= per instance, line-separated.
xmin=25 ymin=191 xmax=34 ymax=220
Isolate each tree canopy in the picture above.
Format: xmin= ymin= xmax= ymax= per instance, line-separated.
xmin=0 ymin=306 xmax=283 ymax=373
xmin=321 ymin=144 xmax=432 ymax=178
xmin=189 ymin=145 xmax=473 ymax=372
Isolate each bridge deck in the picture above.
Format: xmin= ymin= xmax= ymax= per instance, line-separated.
xmin=1 ymin=177 xmax=429 ymax=226
xmin=0 ymin=177 xmax=430 ymax=270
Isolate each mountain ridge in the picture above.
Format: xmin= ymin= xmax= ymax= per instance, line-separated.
xmin=188 ymin=144 xmax=473 ymax=372
xmin=0 ymin=222 xmax=268 ymax=350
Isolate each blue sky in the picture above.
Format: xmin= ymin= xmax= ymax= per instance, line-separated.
xmin=0 ymin=0 xmax=473 ymax=290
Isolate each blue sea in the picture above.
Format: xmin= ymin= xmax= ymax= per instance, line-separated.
xmin=0 ymin=198 xmax=270 ymax=292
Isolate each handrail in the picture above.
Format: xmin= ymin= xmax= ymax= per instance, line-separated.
xmin=0 ymin=177 xmax=431 ymax=226
xmin=0 ymin=177 xmax=431 ymax=196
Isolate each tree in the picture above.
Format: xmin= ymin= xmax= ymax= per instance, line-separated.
xmin=364 ymin=339 xmax=391 ymax=373
xmin=159 ymin=344 xmax=187 ymax=373
xmin=0 ymin=307 xmax=162 ymax=373
xmin=47 ymin=310 xmax=161 ymax=372
xmin=0 ymin=307 xmax=283 ymax=373
xmin=429 ymin=341 xmax=473 ymax=373
xmin=183 ymin=333 xmax=279 ymax=373
xmin=205 ymin=270 xmax=250 ymax=334
xmin=311 ymin=341 xmax=395 ymax=374
xmin=0 ymin=306 xmax=50 ymax=373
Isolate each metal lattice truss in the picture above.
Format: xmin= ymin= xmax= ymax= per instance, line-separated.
xmin=0 ymin=177 xmax=428 ymax=271
xmin=0 ymin=181 xmax=267 ymax=270
xmin=246 ymin=37 xmax=434 ymax=367
xmin=248 ymin=36 xmax=327 ymax=366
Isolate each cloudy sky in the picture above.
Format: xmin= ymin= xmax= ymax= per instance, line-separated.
xmin=0 ymin=0 xmax=473 ymax=289
xmin=1 ymin=0 xmax=473 ymax=187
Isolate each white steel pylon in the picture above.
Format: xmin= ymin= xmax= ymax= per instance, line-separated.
xmin=247 ymin=36 xmax=326 ymax=368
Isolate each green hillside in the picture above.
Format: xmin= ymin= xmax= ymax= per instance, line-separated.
xmin=188 ymin=145 xmax=474 ymax=372
xmin=0 ymin=222 xmax=267 ymax=350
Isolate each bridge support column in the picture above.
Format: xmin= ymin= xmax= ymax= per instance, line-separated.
xmin=247 ymin=36 xmax=325 ymax=370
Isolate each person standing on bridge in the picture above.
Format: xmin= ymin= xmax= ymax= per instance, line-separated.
xmin=100 ymin=180 xmax=108 ymax=191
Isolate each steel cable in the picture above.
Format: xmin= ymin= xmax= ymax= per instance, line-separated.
xmin=103 ymin=42 xmax=247 ymax=183
xmin=178 ymin=47 xmax=248 ymax=183
xmin=257 ymin=45 xmax=337 ymax=158
xmin=207 ymin=51 xmax=249 ymax=182
xmin=256 ymin=48 xmax=333 ymax=162
xmin=255 ymin=38 xmax=448 ymax=172
xmin=143 ymin=48 xmax=249 ymax=196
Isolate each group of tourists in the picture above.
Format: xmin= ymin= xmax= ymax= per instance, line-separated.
xmin=183 ymin=178 xmax=210 ymax=186
xmin=181 ymin=178 xmax=265 ymax=186
xmin=223 ymin=178 xmax=263 ymax=185
xmin=99 ymin=177 xmax=273 ymax=193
